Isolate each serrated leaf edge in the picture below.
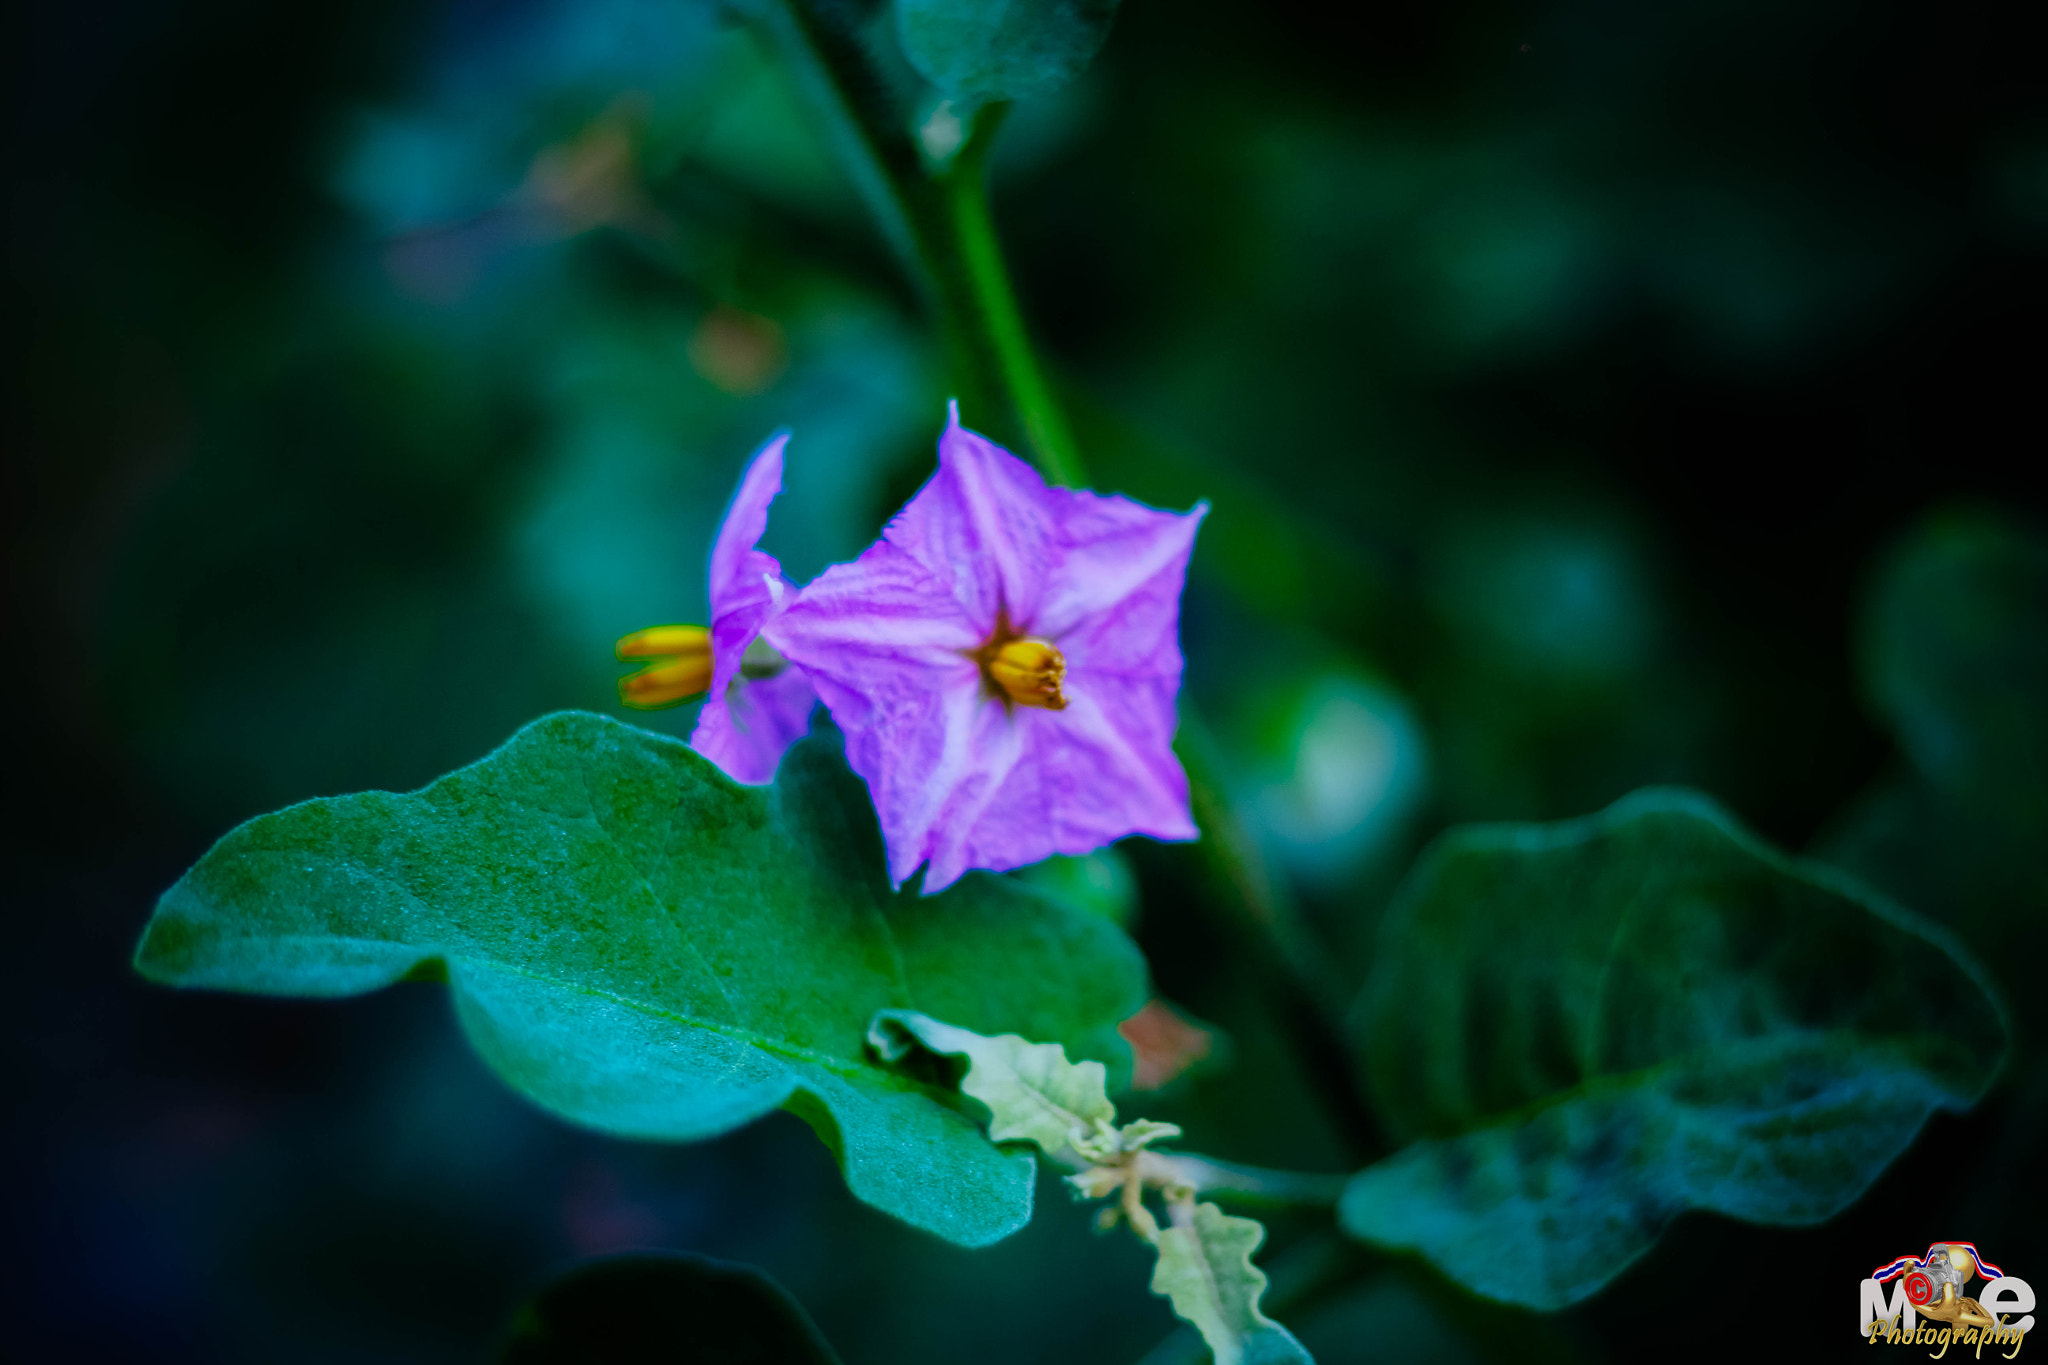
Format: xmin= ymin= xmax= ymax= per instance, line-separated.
xmin=868 ymin=1008 xmax=1115 ymax=1155
xmin=1149 ymin=1200 xmax=1302 ymax=1365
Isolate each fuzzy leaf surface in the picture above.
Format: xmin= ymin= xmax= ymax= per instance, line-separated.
xmin=1150 ymin=1202 xmax=1313 ymax=1365
xmin=135 ymin=711 xmax=1146 ymax=1247
xmin=1342 ymin=788 xmax=2006 ymax=1309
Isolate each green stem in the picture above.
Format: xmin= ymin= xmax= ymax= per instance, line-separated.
xmin=934 ymin=108 xmax=1088 ymax=487
xmin=742 ymin=4 xmax=1083 ymax=483
xmin=1145 ymin=1152 xmax=1349 ymax=1209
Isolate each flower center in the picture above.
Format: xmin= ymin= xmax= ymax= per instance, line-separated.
xmin=980 ymin=633 xmax=1068 ymax=710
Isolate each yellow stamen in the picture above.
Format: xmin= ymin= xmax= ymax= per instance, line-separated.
xmin=984 ymin=636 xmax=1068 ymax=710
xmin=616 ymin=624 xmax=711 ymax=708
xmin=616 ymin=624 xmax=712 ymax=660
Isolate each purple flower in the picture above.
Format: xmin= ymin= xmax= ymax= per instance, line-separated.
xmin=616 ymin=434 xmax=817 ymax=785
xmin=766 ymin=407 xmax=1206 ymax=892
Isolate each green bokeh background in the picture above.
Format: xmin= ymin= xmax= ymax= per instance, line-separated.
xmin=5 ymin=0 xmax=2044 ymax=1359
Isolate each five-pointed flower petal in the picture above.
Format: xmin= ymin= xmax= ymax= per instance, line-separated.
xmin=767 ymin=407 xmax=1205 ymax=892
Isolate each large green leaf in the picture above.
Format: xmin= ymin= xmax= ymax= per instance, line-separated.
xmin=1340 ymin=788 xmax=2007 ymax=1309
xmin=502 ymin=1251 xmax=843 ymax=1364
xmin=896 ymin=0 xmax=1120 ymax=105
xmin=134 ymin=711 xmax=1147 ymax=1247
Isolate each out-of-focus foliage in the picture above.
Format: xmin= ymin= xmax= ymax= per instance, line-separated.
xmin=1017 ymin=847 xmax=1141 ymax=928
xmin=1829 ymin=514 xmax=2048 ymax=985
xmin=92 ymin=0 xmax=941 ymax=832
xmin=1814 ymin=511 xmax=2048 ymax=1292
xmin=1858 ymin=512 xmax=2048 ymax=826
xmin=1824 ymin=514 xmax=2048 ymax=1014
xmin=897 ymin=0 xmax=1121 ymax=106
xmin=1237 ymin=666 xmax=1428 ymax=890
xmin=502 ymin=1250 xmax=843 ymax=1364
xmin=1342 ymin=789 xmax=2005 ymax=1308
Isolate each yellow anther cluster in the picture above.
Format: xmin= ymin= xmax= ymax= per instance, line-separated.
xmin=984 ymin=636 xmax=1068 ymax=710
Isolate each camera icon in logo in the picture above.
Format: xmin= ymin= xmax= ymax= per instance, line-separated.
xmin=1861 ymin=1241 xmax=2036 ymax=1345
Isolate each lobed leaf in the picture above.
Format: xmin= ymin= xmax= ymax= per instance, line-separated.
xmin=502 ymin=1251 xmax=843 ymax=1364
xmin=135 ymin=711 xmax=1146 ymax=1247
xmin=868 ymin=1008 xmax=1115 ymax=1156
xmin=896 ymin=0 xmax=1120 ymax=105
xmin=1341 ymin=788 xmax=2007 ymax=1309
xmin=1149 ymin=1202 xmax=1313 ymax=1365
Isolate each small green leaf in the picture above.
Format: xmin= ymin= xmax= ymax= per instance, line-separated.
xmin=135 ymin=712 xmax=1146 ymax=1247
xmin=1150 ymin=1202 xmax=1314 ymax=1365
xmin=502 ymin=1251 xmax=843 ymax=1364
xmin=868 ymin=1008 xmax=1116 ymax=1156
xmin=1341 ymin=788 xmax=2007 ymax=1309
xmin=896 ymin=0 xmax=1120 ymax=105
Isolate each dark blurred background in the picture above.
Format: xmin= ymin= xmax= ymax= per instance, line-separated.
xmin=5 ymin=0 xmax=2044 ymax=1359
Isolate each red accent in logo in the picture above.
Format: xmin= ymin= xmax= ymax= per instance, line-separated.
xmin=1903 ymin=1271 xmax=1936 ymax=1307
